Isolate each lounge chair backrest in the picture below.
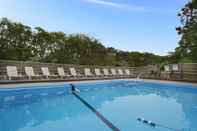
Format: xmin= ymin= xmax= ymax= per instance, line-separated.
xmin=103 ymin=69 xmax=109 ymax=76
xmin=118 ymin=69 xmax=123 ymax=75
xmin=25 ymin=67 xmax=35 ymax=77
xmin=69 ymin=67 xmax=77 ymax=76
xmin=164 ymin=65 xmax=170 ymax=72
xmin=57 ymin=67 xmax=65 ymax=76
xmin=95 ymin=68 xmax=102 ymax=76
xmin=41 ymin=67 xmax=50 ymax=76
xmin=84 ymin=68 xmax=92 ymax=76
xmin=172 ymin=64 xmax=179 ymax=71
xmin=111 ymin=69 xmax=116 ymax=75
xmin=125 ymin=69 xmax=130 ymax=75
xmin=6 ymin=66 xmax=18 ymax=77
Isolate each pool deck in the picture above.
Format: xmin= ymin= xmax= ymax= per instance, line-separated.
xmin=0 ymin=78 xmax=197 ymax=88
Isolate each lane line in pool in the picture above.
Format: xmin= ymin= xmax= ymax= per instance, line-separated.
xmin=137 ymin=117 xmax=181 ymax=131
xmin=72 ymin=92 xmax=120 ymax=131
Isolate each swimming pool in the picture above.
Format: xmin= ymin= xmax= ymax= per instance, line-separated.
xmin=0 ymin=80 xmax=197 ymax=131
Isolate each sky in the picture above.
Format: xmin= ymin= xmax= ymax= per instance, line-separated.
xmin=0 ymin=0 xmax=188 ymax=55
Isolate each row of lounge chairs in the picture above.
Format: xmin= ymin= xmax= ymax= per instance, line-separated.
xmin=5 ymin=66 xmax=134 ymax=80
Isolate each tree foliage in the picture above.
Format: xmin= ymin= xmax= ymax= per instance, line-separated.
xmin=175 ymin=0 xmax=197 ymax=62
xmin=0 ymin=18 xmax=165 ymax=66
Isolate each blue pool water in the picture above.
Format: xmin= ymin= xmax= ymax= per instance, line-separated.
xmin=0 ymin=80 xmax=197 ymax=131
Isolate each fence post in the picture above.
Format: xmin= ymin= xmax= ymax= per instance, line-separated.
xmin=180 ymin=63 xmax=183 ymax=80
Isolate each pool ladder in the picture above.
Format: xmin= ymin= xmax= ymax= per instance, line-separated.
xmin=135 ymin=73 xmax=144 ymax=83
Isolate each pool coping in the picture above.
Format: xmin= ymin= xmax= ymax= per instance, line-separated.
xmin=142 ymin=79 xmax=197 ymax=87
xmin=0 ymin=78 xmax=197 ymax=89
xmin=0 ymin=79 xmax=119 ymax=88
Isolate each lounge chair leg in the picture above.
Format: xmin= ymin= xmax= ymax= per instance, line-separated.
xmin=28 ymin=76 xmax=31 ymax=80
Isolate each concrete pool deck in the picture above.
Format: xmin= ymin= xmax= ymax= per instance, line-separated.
xmin=0 ymin=78 xmax=197 ymax=89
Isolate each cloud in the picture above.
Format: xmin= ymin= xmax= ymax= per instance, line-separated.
xmin=81 ymin=0 xmax=176 ymax=13
xmin=82 ymin=0 xmax=146 ymax=12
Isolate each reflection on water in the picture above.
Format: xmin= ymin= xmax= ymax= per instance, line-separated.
xmin=0 ymin=94 xmax=110 ymax=131
xmin=79 ymin=81 xmax=197 ymax=131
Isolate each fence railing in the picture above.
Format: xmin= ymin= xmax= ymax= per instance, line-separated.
xmin=1 ymin=60 xmax=196 ymax=83
xmin=161 ymin=63 xmax=197 ymax=82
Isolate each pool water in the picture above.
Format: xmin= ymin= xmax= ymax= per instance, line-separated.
xmin=0 ymin=80 xmax=197 ymax=131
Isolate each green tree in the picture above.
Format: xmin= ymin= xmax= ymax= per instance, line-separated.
xmin=32 ymin=27 xmax=52 ymax=61
xmin=176 ymin=0 xmax=197 ymax=62
xmin=0 ymin=17 xmax=167 ymax=66
xmin=0 ymin=18 xmax=33 ymax=60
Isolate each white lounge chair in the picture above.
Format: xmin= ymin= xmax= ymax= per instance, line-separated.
xmin=172 ymin=64 xmax=179 ymax=71
xmin=125 ymin=69 xmax=134 ymax=77
xmin=110 ymin=68 xmax=117 ymax=77
xmin=69 ymin=67 xmax=82 ymax=77
xmin=25 ymin=67 xmax=40 ymax=79
xmin=164 ymin=65 xmax=170 ymax=72
xmin=118 ymin=69 xmax=124 ymax=77
xmin=84 ymin=68 xmax=93 ymax=77
xmin=94 ymin=68 xmax=103 ymax=77
xmin=103 ymin=68 xmax=111 ymax=77
xmin=57 ymin=67 xmax=70 ymax=78
xmin=41 ymin=67 xmax=57 ymax=79
xmin=6 ymin=66 xmax=22 ymax=80
xmin=125 ymin=69 xmax=130 ymax=76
